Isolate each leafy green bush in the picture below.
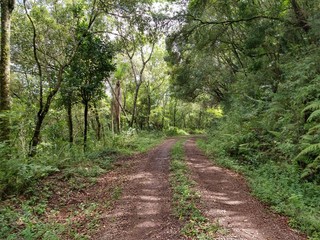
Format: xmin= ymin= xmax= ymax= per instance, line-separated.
xmin=249 ymin=163 xmax=320 ymax=238
xmin=165 ymin=127 xmax=189 ymax=136
xmin=0 ymin=131 xmax=165 ymax=198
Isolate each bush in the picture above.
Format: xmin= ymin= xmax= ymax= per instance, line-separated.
xmin=165 ymin=127 xmax=189 ymax=136
xmin=249 ymin=163 xmax=320 ymax=238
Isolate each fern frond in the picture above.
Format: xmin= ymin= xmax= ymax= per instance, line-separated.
xmin=308 ymin=124 xmax=320 ymax=133
xmin=307 ymin=109 xmax=320 ymax=122
xmin=301 ymin=156 xmax=320 ymax=179
xmin=268 ymin=130 xmax=282 ymax=138
xmin=303 ymin=101 xmax=320 ymax=112
xmin=295 ymin=143 xmax=320 ymax=160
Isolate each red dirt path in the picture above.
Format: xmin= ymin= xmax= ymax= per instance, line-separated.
xmin=184 ymin=137 xmax=307 ymax=240
xmin=95 ymin=138 xmax=185 ymax=240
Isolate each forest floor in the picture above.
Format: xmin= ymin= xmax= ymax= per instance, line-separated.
xmin=92 ymin=137 xmax=306 ymax=240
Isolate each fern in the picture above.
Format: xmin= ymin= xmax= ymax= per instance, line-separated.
xmin=295 ymin=143 xmax=320 ymax=161
xmin=295 ymin=100 xmax=320 ymax=181
xmin=307 ymin=109 xmax=320 ymax=122
xmin=301 ymin=156 xmax=320 ymax=180
xmin=303 ymin=101 xmax=320 ymax=113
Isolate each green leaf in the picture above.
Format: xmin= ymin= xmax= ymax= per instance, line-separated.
xmin=295 ymin=143 xmax=320 ymax=160
xmin=307 ymin=110 xmax=320 ymax=122
xmin=303 ymin=101 xmax=320 ymax=113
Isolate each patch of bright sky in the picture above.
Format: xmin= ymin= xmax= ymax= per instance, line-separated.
xmin=151 ymin=0 xmax=187 ymax=17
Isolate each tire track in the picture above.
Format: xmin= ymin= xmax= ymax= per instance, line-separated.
xmin=95 ymin=138 xmax=185 ymax=240
xmin=184 ymin=137 xmax=306 ymax=240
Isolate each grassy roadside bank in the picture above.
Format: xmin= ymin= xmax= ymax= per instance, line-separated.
xmin=170 ymin=139 xmax=220 ymax=239
xmin=0 ymin=132 xmax=165 ymax=239
xmin=197 ymin=139 xmax=320 ymax=240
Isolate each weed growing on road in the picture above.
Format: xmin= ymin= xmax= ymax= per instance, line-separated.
xmin=170 ymin=140 xmax=220 ymax=239
xmin=104 ymin=186 xmax=123 ymax=209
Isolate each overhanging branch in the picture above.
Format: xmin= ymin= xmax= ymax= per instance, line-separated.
xmin=185 ymin=14 xmax=291 ymax=26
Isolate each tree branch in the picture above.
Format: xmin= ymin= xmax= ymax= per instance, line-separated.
xmin=185 ymin=14 xmax=290 ymax=26
xmin=23 ymin=0 xmax=43 ymax=111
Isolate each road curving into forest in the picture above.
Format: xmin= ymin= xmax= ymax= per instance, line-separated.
xmin=94 ymin=137 xmax=306 ymax=240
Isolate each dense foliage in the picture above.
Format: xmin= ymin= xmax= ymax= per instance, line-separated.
xmin=1 ymin=0 xmax=320 ymax=238
xmin=0 ymin=0 xmax=206 ymax=198
xmin=167 ymin=0 xmax=320 ymax=238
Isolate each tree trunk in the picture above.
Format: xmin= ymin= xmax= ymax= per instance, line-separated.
xmin=93 ymin=102 xmax=101 ymax=140
xmin=112 ymin=80 xmax=121 ymax=133
xmin=130 ymin=84 xmax=141 ymax=128
xmin=29 ymin=113 xmax=44 ymax=157
xmin=198 ymin=110 xmax=202 ymax=129
xmin=0 ymin=0 xmax=14 ymax=144
xmin=291 ymin=0 xmax=310 ymax=32
xmin=29 ymin=68 xmax=64 ymax=157
xmin=83 ymin=100 xmax=89 ymax=152
xmin=173 ymin=100 xmax=177 ymax=127
xmin=147 ymin=93 xmax=151 ymax=130
xmin=66 ymin=97 xmax=73 ymax=144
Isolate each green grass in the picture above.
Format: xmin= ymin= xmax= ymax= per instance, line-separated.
xmin=0 ymin=131 xmax=164 ymax=240
xmin=170 ymin=140 xmax=220 ymax=239
xmin=197 ymin=139 xmax=320 ymax=240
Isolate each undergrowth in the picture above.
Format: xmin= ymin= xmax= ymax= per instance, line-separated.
xmin=170 ymin=140 xmax=220 ymax=239
xmin=198 ymin=139 xmax=320 ymax=240
xmin=0 ymin=131 xmax=163 ymax=239
xmin=0 ymin=131 xmax=164 ymax=198
xmin=165 ymin=126 xmax=190 ymax=136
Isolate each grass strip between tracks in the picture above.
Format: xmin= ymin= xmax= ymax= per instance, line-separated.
xmin=170 ymin=139 xmax=220 ymax=239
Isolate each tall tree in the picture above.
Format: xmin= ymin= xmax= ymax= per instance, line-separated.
xmin=0 ymin=0 xmax=15 ymax=144
xmin=68 ymin=32 xmax=114 ymax=152
xmin=23 ymin=0 xmax=98 ymax=156
xmin=105 ymin=1 xmax=163 ymax=128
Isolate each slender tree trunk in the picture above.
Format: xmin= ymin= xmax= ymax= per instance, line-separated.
xmin=29 ymin=96 xmax=55 ymax=156
xmin=173 ymin=100 xmax=177 ymax=127
xmin=198 ymin=110 xmax=202 ymax=129
xmin=0 ymin=0 xmax=14 ymax=144
xmin=161 ymin=96 xmax=168 ymax=130
xmin=130 ymin=84 xmax=141 ymax=128
xmin=83 ymin=100 xmax=89 ymax=152
xmin=93 ymin=102 xmax=101 ymax=140
xmin=29 ymin=68 xmax=64 ymax=157
xmin=66 ymin=97 xmax=73 ymax=144
xmin=112 ymin=80 xmax=121 ymax=133
xmin=147 ymin=93 xmax=151 ymax=130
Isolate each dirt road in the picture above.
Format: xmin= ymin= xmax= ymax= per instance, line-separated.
xmin=184 ymin=138 xmax=306 ymax=240
xmin=95 ymin=137 xmax=306 ymax=240
xmin=96 ymin=138 xmax=185 ymax=240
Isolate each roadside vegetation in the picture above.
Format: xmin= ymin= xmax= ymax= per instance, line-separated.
xmin=198 ymin=138 xmax=320 ymax=239
xmin=170 ymin=140 xmax=221 ymax=239
xmin=0 ymin=132 xmax=164 ymax=239
xmin=167 ymin=1 xmax=320 ymax=239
